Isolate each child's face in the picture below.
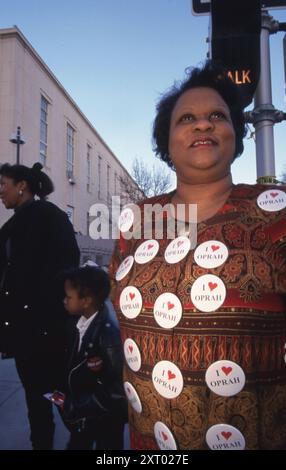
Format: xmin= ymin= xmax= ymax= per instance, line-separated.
xmin=64 ymin=280 xmax=86 ymax=316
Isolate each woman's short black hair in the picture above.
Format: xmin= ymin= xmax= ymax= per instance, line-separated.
xmin=65 ymin=266 xmax=111 ymax=304
xmin=0 ymin=162 xmax=54 ymax=198
xmin=152 ymin=60 xmax=247 ymax=169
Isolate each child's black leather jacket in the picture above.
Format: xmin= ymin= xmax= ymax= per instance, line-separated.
xmin=62 ymin=301 xmax=127 ymax=429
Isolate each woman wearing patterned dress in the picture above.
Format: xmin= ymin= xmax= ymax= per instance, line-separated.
xmin=109 ymin=61 xmax=286 ymax=450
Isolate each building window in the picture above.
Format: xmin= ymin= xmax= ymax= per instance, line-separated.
xmin=66 ymin=124 xmax=75 ymax=179
xmin=87 ymin=144 xmax=91 ymax=192
xmin=40 ymin=96 xmax=48 ymax=166
xmin=98 ymin=155 xmax=102 ymax=199
xmin=114 ymin=172 xmax=117 ymax=195
xmin=67 ymin=205 xmax=74 ymax=224
xmin=107 ymin=164 xmax=111 ymax=203
xmin=86 ymin=211 xmax=90 ymax=236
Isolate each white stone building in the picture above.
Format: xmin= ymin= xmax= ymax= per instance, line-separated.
xmin=0 ymin=26 xmax=141 ymax=265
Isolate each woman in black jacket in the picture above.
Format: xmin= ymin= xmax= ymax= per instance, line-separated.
xmin=0 ymin=162 xmax=80 ymax=450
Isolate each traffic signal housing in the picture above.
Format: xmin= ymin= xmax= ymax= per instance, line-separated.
xmin=211 ymin=0 xmax=261 ymax=108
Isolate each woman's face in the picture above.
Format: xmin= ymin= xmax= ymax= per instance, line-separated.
xmin=0 ymin=176 xmax=25 ymax=209
xmin=168 ymin=87 xmax=236 ymax=184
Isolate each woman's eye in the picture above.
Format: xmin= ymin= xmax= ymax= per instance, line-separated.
xmin=210 ymin=111 xmax=226 ymax=120
xmin=180 ymin=114 xmax=194 ymax=123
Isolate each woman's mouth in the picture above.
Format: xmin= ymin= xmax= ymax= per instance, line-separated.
xmin=191 ymin=138 xmax=217 ymax=148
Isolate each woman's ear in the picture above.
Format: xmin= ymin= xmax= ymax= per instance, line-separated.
xmin=17 ymin=180 xmax=28 ymax=193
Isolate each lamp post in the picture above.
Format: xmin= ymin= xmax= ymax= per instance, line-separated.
xmin=9 ymin=126 xmax=25 ymax=164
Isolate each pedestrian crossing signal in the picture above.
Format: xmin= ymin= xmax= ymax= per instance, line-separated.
xmin=211 ymin=0 xmax=261 ymax=107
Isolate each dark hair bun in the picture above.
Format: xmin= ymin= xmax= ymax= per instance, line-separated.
xmin=29 ymin=162 xmax=54 ymax=198
xmin=32 ymin=162 xmax=43 ymax=173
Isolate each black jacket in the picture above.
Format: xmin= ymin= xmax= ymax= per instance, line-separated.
xmin=0 ymin=199 xmax=80 ymax=356
xmin=62 ymin=302 xmax=127 ymax=429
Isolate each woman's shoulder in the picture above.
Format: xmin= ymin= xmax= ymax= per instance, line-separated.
xmin=33 ymin=200 xmax=69 ymax=221
xmin=231 ymin=183 xmax=286 ymax=200
xmin=230 ymin=183 xmax=286 ymax=218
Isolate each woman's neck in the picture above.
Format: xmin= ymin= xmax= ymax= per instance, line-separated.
xmin=172 ymin=174 xmax=234 ymax=223
xmin=174 ymin=174 xmax=233 ymax=204
xmin=14 ymin=195 xmax=34 ymax=211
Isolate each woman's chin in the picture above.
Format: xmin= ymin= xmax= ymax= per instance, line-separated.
xmin=180 ymin=159 xmax=220 ymax=176
xmin=189 ymin=153 xmax=220 ymax=168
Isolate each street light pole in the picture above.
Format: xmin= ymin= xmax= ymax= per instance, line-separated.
xmin=244 ymin=11 xmax=286 ymax=184
xmin=9 ymin=126 xmax=25 ymax=164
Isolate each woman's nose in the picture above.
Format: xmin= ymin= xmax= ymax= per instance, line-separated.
xmin=193 ymin=117 xmax=214 ymax=132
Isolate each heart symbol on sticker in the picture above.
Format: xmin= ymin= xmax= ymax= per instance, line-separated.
xmin=128 ymin=345 xmax=133 ymax=353
xmin=168 ymin=370 xmax=176 ymax=380
xmin=221 ymin=431 xmax=232 ymax=440
xmin=177 ymin=240 xmax=184 ymax=247
xmin=129 ymin=292 xmax=135 ymax=301
xmin=167 ymin=301 xmax=174 ymax=310
xmin=147 ymin=244 xmax=154 ymax=250
xmin=221 ymin=366 xmax=232 ymax=376
xmin=127 ymin=387 xmax=131 ymax=394
xmin=211 ymin=245 xmax=220 ymax=252
xmin=208 ymin=282 xmax=218 ymax=291
xmin=162 ymin=431 xmax=168 ymax=441
xmin=270 ymin=192 xmax=278 ymax=198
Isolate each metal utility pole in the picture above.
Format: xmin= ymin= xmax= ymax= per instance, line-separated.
xmin=245 ymin=11 xmax=286 ymax=184
xmin=9 ymin=126 xmax=25 ymax=164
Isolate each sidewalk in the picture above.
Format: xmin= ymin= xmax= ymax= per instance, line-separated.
xmin=0 ymin=357 xmax=69 ymax=450
xmin=0 ymin=357 xmax=130 ymax=450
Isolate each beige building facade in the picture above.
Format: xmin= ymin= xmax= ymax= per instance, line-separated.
xmin=0 ymin=26 xmax=140 ymax=264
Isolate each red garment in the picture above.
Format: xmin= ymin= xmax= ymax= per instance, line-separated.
xmin=110 ymin=184 xmax=286 ymax=450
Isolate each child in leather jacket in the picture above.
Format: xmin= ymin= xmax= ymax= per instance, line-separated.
xmin=62 ymin=266 xmax=127 ymax=450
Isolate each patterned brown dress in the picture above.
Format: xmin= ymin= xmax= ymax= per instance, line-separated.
xmin=109 ymin=184 xmax=286 ymax=450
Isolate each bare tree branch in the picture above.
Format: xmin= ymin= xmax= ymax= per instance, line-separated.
xmin=132 ymin=158 xmax=152 ymax=197
xmin=119 ymin=170 xmax=144 ymax=205
xmin=119 ymin=157 xmax=173 ymax=203
xmin=149 ymin=164 xmax=172 ymax=196
xmin=131 ymin=157 xmax=172 ymax=198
